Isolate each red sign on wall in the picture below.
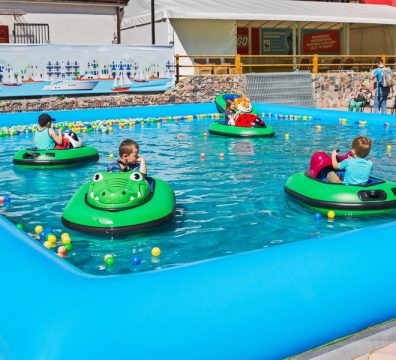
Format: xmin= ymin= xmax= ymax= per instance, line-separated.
xmin=303 ymin=30 xmax=340 ymax=54
xmin=237 ymin=27 xmax=260 ymax=55
xmin=237 ymin=28 xmax=249 ymax=55
xmin=0 ymin=26 xmax=9 ymax=43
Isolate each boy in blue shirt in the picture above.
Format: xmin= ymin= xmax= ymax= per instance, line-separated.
xmin=327 ymin=136 xmax=372 ymax=185
xmin=34 ymin=113 xmax=65 ymax=150
xmin=107 ymin=139 xmax=147 ymax=175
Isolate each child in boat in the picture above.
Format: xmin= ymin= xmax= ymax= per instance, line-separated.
xmin=327 ymin=136 xmax=372 ymax=185
xmin=33 ymin=113 xmax=67 ymax=150
xmin=224 ymin=99 xmax=239 ymax=126
xmin=107 ymin=139 xmax=147 ymax=175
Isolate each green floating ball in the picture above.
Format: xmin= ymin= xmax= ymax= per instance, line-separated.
xmin=64 ymin=243 xmax=72 ymax=251
xmin=105 ymin=257 xmax=115 ymax=266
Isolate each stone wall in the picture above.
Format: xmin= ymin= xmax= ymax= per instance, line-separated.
xmin=0 ymin=73 xmax=375 ymax=113
xmin=312 ymin=72 xmax=372 ymax=109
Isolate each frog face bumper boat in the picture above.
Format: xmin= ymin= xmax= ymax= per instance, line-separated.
xmin=284 ymin=152 xmax=396 ymax=216
xmin=61 ymin=171 xmax=175 ymax=234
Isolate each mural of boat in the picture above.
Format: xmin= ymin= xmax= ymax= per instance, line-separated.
xmin=3 ymin=81 xmax=22 ymax=87
xmin=111 ymin=72 xmax=131 ymax=92
xmin=43 ymin=79 xmax=99 ymax=91
xmin=133 ymin=67 xmax=149 ymax=83
xmin=79 ymin=72 xmax=98 ymax=80
xmin=2 ymin=72 xmax=23 ymax=86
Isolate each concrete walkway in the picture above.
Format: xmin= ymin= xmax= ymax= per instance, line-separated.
xmin=292 ymin=319 xmax=396 ymax=359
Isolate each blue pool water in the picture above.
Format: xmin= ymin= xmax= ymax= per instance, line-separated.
xmin=1 ymin=105 xmax=396 ymax=275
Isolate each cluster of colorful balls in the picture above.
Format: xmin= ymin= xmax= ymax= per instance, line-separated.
xmin=104 ymin=254 xmax=115 ymax=266
xmin=339 ymin=118 xmax=348 ymax=124
xmin=0 ymin=113 xmax=221 ymax=140
xmin=276 ymin=114 xmax=313 ymax=121
xmin=104 ymin=247 xmax=162 ymax=268
xmin=314 ymin=211 xmax=336 ymax=220
xmin=197 ymin=113 xmax=221 ymax=120
xmin=0 ymin=196 xmax=11 ymax=204
xmin=34 ymin=225 xmax=72 ymax=258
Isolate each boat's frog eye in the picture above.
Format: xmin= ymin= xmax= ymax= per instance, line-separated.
xmin=130 ymin=172 xmax=143 ymax=181
xmin=93 ymin=173 xmax=104 ymax=182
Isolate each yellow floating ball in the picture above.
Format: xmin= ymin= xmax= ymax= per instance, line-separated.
xmin=61 ymin=233 xmax=70 ymax=241
xmin=47 ymin=234 xmax=57 ymax=243
xmin=387 ymin=145 xmax=392 ymax=151
xmin=61 ymin=236 xmax=71 ymax=245
xmin=109 ymin=153 xmax=115 ymax=160
xmin=327 ymin=210 xmax=336 ymax=219
xmin=151 ymin=247 xmax=161 ymax=257
xmin=43 ymin=241 xmax=53 ymax=249
xmin=285 ymin=133 xmax=290 ymax=140
xmin=34 ymin=225 xmax=43 ymax=234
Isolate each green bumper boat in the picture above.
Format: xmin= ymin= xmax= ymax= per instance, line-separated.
xmin=212 ymin=93 xmax=274 ymax=137
xmin=13 ymin=146 xmax=99 ymax=169
xmin=61 ymin=170 xmax=175 ymax=234
xmin=285 ymin=172 xmax=396 ymax=216
xmin=208 ymin=121 xmax=275 ymax=137
xmin=284 ymin=151 xmax=396 ymax=217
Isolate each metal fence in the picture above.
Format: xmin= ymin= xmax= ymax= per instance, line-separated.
xmin=175 ymin=54 xmax=396 ymax=82
xmin=13 ymin=23 xmax=50 ymax=44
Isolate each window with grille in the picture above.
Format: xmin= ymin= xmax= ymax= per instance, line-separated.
xmin=13 ymin=23 xmax=50 ymax=44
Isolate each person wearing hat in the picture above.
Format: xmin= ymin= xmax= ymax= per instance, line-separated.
xmin=33 ymin=113 xmax=67 ymax=150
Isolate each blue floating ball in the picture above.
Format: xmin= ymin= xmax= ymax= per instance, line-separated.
xmin=43 ymin=227 xmax=53 ymax=235
xmin=314 ymin=212 xmax=322 ymax=221
xmin=39 ymin=231 xmax=47 ymax=241
xmin=131 ymin=256 xmax=141 ymax=265
xmin=3 ymin=196 xmax=10 ymax=203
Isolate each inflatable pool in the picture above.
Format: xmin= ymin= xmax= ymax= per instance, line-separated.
xmin=3 ymin=103 xmax=396 ymax=359
xmin=12 ymin=146 xmax=99 ymax=169
xmin=61 ymin=171 xmax=175 ymax=234
xmin=3 ymin=213 xmax=396 ymax=359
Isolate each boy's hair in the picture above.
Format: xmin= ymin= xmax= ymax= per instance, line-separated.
xmin=374 ymin=57 xmax=383 ymax=65
xmin=119 ymin=139 xmax=139 ymax=157
xmin=225 ymin=99 xmax=234 ymax=111
xmin=352 ymin=136 xmax=372 ymax=158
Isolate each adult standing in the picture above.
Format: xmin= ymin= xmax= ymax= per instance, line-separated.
xmin=370 ymin=58 xmax=390 ymax=114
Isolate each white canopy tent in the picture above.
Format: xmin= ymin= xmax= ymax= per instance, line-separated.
xmin=122 ymin=0 xmax=396 ymax=27
xmin=121 ymin=0 xmax=396 ymax=73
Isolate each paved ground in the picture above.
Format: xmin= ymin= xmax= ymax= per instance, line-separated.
xmin=292 ymin=318 xmax=396 ymax=359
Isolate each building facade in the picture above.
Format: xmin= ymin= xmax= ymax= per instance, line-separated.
xmin=0 ymin=0 xmax=129 ymax=44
